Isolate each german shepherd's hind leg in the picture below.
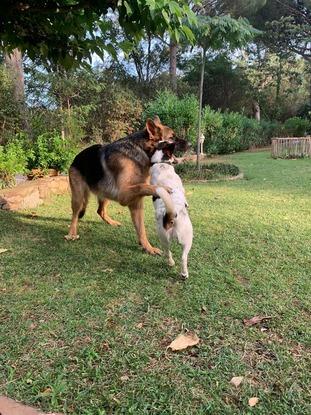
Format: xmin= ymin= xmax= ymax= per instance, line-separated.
xmin=65 ymin=167 xmax=90 ymax=241
xmin=97 ymin=198 xmax=121 ymax=226
xmin=129 ymin=198 xmax=162 ymax=255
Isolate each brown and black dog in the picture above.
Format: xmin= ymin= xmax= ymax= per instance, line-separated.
xmin=65 ymin=116 xmax=176 ymax=255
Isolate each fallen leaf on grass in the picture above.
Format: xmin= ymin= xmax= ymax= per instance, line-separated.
xmin=248 ymin=397 xmax=259 ymax=407
xmin=136 ymin=322 xmax=143 ymax=329
xmin=26 ymin=212 xmax=38 ymax=219
xmin=230 ymin=376 xmax=244 ymax=387
xmin=0 ymin=248 xmax=8 ymax=254
xmin=120 ymin=374 xmax=129 ymax=382
xmin=40 ymin=387 xmax=52 ymax=396
xmin=201 ymin=305 xmax=207 ymax=313
xmin=260 ymin=327 xmax=268 ymax=332
xmin=168 ymin=332 xmax=200 ymax=351
xmin=243 ymin=315 xmax=272 ymax=327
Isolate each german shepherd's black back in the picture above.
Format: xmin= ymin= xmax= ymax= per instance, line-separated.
xmin=71 ymin=130 xmax=151 ymax=190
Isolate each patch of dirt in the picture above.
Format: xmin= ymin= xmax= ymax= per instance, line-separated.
xmin=233 ymin=272 xmax=250 ymax=287
xmin=241 ymin=340 xmax=277 ymax=368
xmin=0 ymin=396 xmax=62 ymax=415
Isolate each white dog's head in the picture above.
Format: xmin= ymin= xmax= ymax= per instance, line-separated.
xmin=151 ymin=142 xmax=176 ymax=164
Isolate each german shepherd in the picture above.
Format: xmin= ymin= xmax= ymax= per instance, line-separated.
xmin=65 ymin=116 xmax=176 ymax=255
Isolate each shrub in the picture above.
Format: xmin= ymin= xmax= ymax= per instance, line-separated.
xmin=143 ymin=90 xmax=199 ymax=143
xmin=0 ymin=140 xmax=30 ymax=188
xmin=30 ymin=132 xmax=78 ymax=172
xmin=203 ymin=107 xmax=283 ymax=154
xmin=94 ymin=84 xmax=143 ymax=142
xmin=259 ymin=120 xmax=281 ymax=145
xmin=203 ymin=108 xmax=246 ymax=154
xmin=174 ymin=162 xmax=239 ymax=180
xmin=282 ymin=117 xmax=311 ymax=137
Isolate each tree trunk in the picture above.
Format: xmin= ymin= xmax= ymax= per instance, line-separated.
xmin=4 ymin=48 xmax=30 ymax=133
xmin=196 ymin=47 xmax=206 ymax=169
xmin=169 ymin=38 xmax=177 ymax=93
xmin=252 ymin=100 xmax=260 ymax=122
xmin=4 ymin=48 xmax=25 ymax=103
xmin=275 ymin=57 xmax=282 ymax=115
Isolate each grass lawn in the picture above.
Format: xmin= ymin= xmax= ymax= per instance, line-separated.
xmin=0 ymin=151 xmax=310 ymax=414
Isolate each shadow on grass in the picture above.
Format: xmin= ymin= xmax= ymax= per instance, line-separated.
xmin=0 ymin=209 xmax=181 ymax=283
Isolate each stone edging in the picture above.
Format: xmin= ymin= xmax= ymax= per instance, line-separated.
xmin=0 ymin=176 xmax=69 ymax=211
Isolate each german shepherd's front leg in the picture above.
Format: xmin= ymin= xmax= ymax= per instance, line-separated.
xmin=129 ymin=198 xmax=162 ymax=256
xmin=119 ymin=183 xmax=170 ymax=254
xmin=119 ymin=183 xmax=171 ymax=206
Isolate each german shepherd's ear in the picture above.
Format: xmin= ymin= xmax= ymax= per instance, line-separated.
xmin=153 ymin=115 xmax=161 ymax=126
xmin=146 ymin=118 xmax=158 ymax=139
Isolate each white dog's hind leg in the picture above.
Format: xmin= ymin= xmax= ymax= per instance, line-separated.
xmin=159 ymin=231 xmax=175 ymax=267
xmin=167 ymin=250 xmax=175 ymax=267
xmin=180 ymin=242 xmax=191 ymax=279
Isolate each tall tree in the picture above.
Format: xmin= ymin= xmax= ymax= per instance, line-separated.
xmin=169 ymin=38 xmax=178 ymax=92
xmin=192 ymin=15 xmax=258 ymax=167
xmin=4 ymin=49 xmax=24 ymax=103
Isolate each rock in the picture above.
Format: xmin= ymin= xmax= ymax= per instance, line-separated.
xmin=0 ymin=176 xmax=69 ymax=211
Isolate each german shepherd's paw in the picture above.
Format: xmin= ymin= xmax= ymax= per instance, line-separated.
xmin=103 ymin=218 xmax=122 ymax=227
xmin=64 ymin=234 xmax=80 ymax=241
xmin=143 ymin=245 xmax=162 ymax=256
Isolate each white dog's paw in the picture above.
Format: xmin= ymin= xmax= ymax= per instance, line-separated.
xmin=168 ymin=258 xmax=175 ymax=267
xmin=180 ymin=272 xmax=188 ymax=280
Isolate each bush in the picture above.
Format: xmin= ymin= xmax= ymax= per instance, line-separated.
xmin=94 ymin=84 xmax=143 ymax=142
xmin=0 ymin=139 xmax=30 ymax=188
xmin=203 ymin=107 xmax=282 ymax=154
xmin=143 ymin=90 xmax=199 ymax=143
xmin=175 ymin=162 xmax=239 ymax=180
xmin=30 ymin=132 xmax=78 ymax=172
xmin=282 ymin=117 xmax=311 ymax=137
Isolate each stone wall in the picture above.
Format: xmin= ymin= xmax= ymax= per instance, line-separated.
xmin=0 ymin=176 xmax=69 ymax=211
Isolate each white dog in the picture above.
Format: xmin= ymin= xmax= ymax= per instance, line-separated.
xmin=150 ymin=145 xmax=193 ymax=279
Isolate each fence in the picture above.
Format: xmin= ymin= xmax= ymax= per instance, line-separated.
xmin=271 ymin=137 xmax=311 ymax=158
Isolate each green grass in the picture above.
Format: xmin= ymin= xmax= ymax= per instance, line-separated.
xmin=0 ymin=151 xmax=310 ymax=415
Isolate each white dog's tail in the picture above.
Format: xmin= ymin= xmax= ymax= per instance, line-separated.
xmin=155 ymin=187 xmax=176 ymax=230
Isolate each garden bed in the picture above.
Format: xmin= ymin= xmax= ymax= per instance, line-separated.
xmin=175 ymin=161 xmax=241 ymax=181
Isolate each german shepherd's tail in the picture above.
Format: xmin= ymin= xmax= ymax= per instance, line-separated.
xmin=155 ymin=187 xmax=176 ymax=230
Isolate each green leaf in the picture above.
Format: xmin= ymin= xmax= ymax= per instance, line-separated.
xmin=104 ymin=43 xmax=117 ymax=60
xmin=119 ymin=40 xmax=133 ymax=54
xmin=124 ymin=1 xmax=132 ymax=16
xmin=169 ymin=1 xmax=182 ymax=18
xmin=182 ymin=25 xmax=195 ymax=43
xmin=161 ymin=9 xmax=170 ymax=26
